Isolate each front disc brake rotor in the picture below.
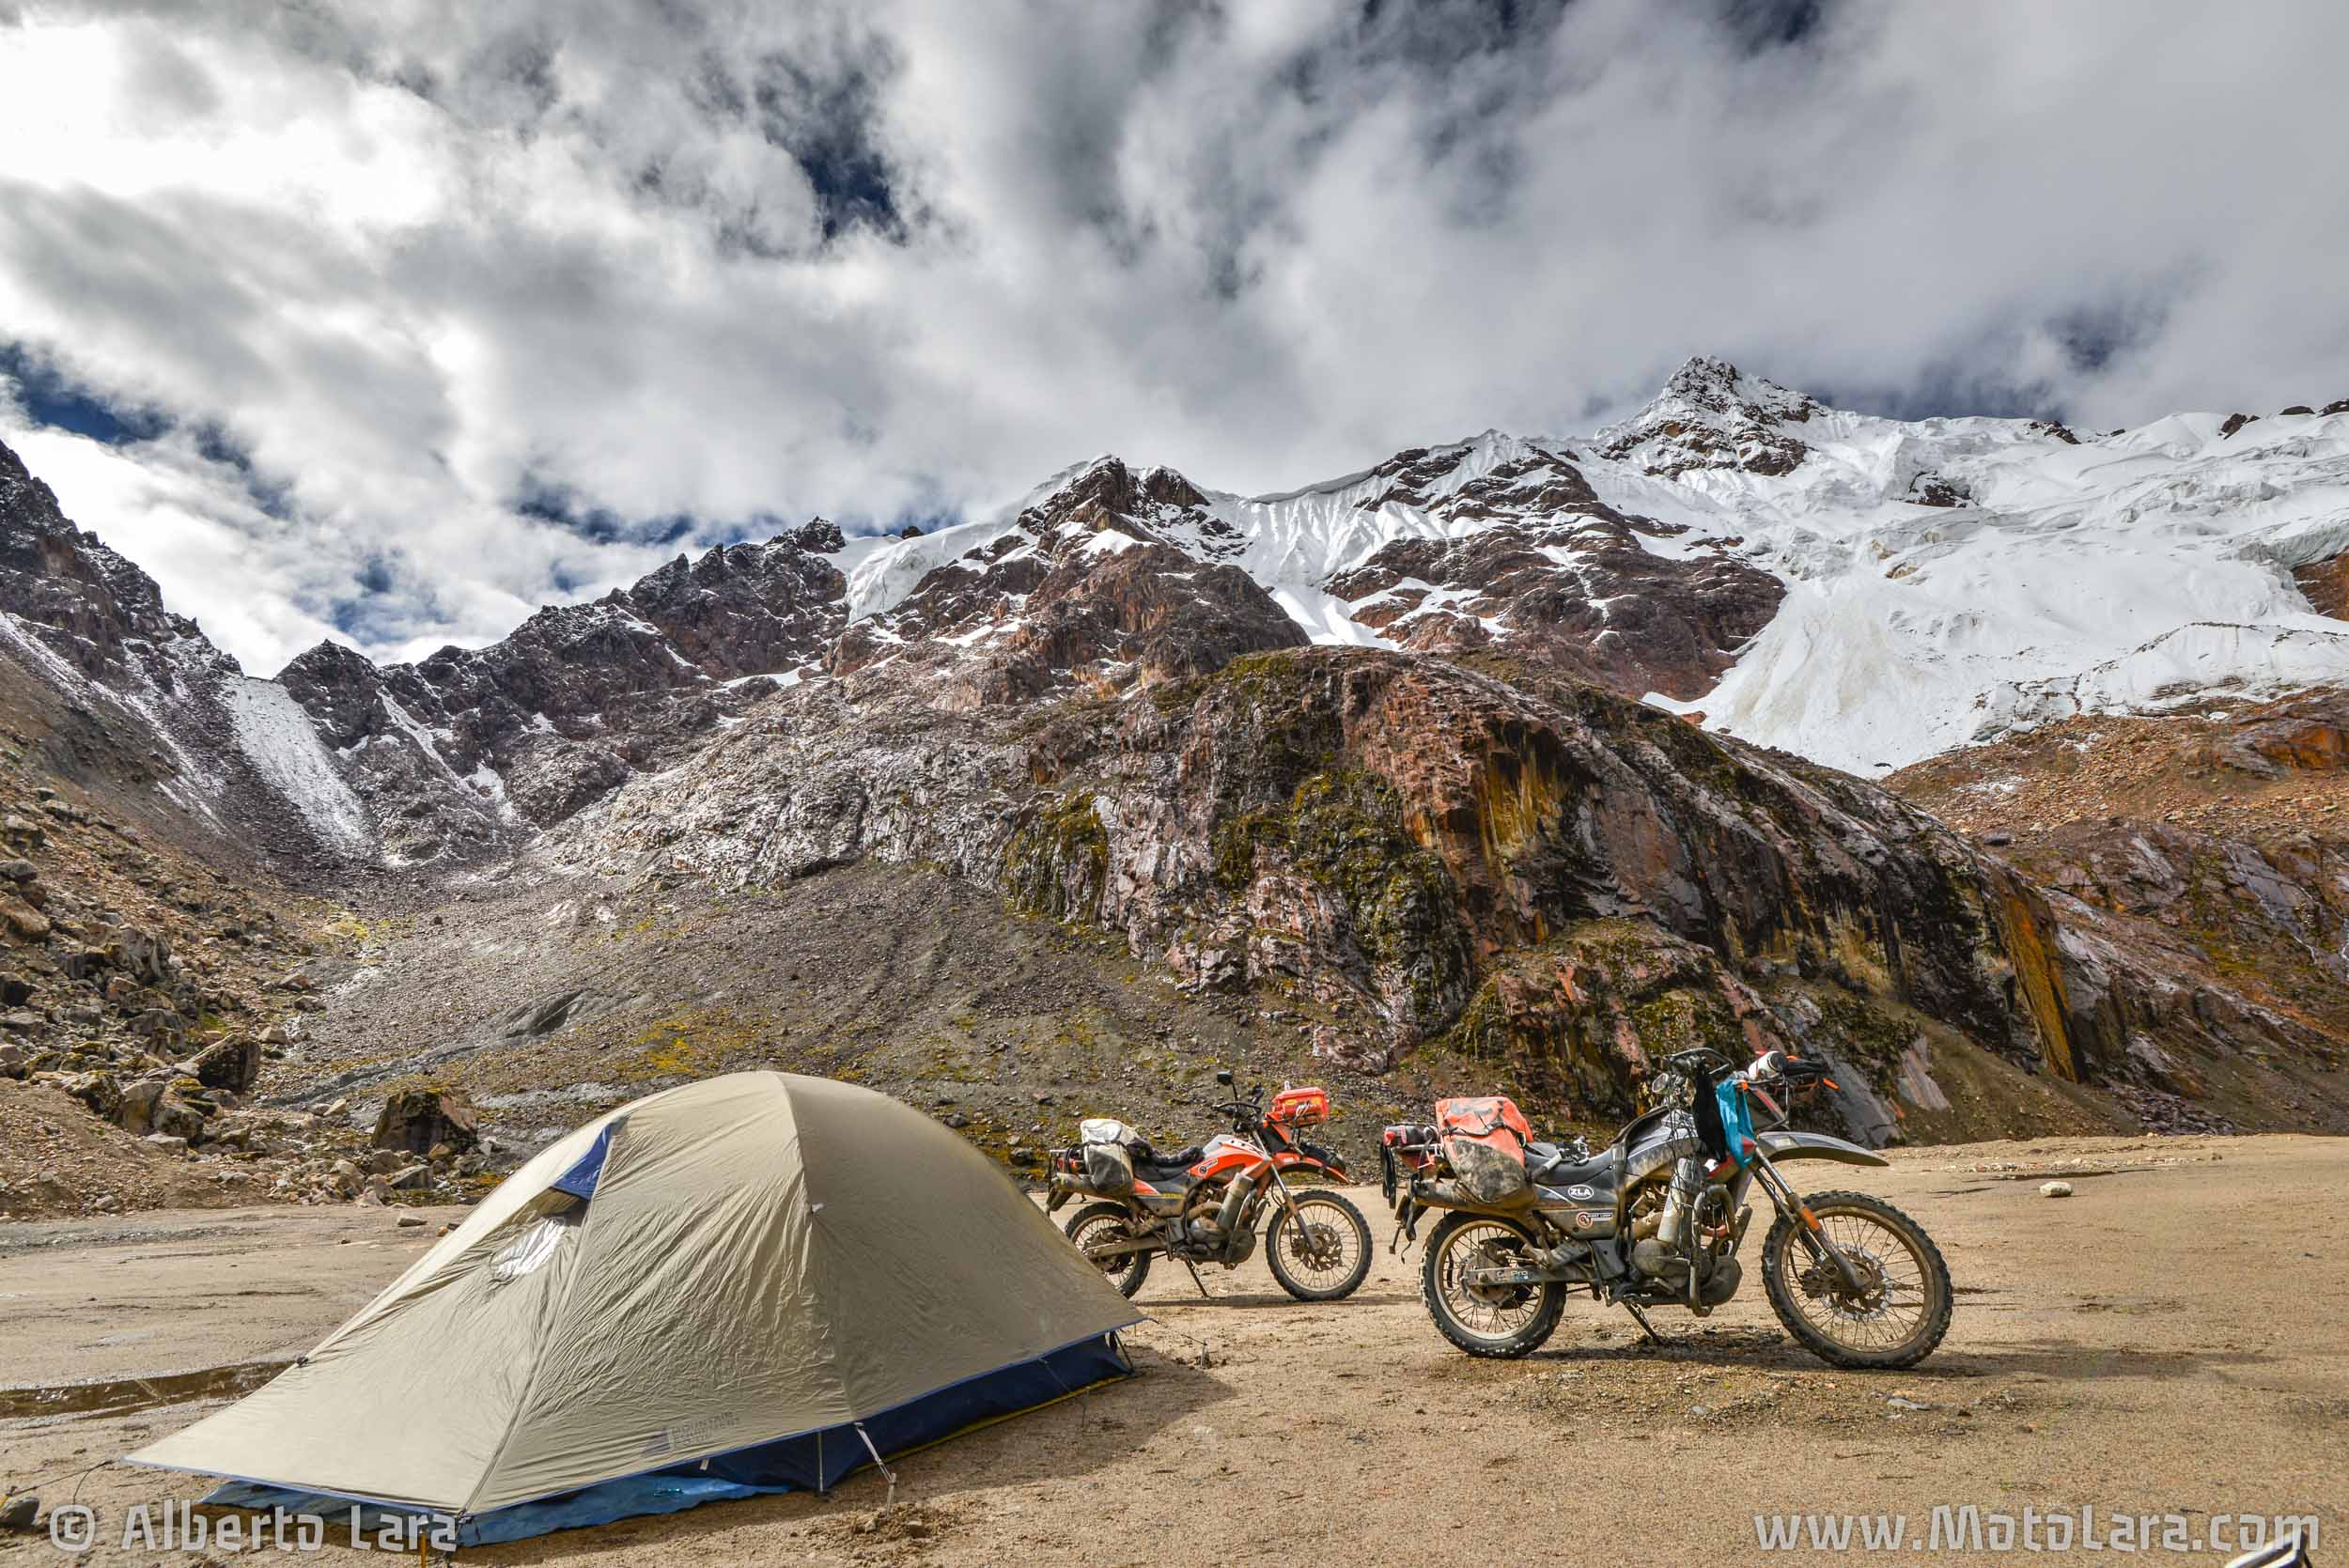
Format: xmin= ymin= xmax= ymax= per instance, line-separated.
xmin=1289 ymin=1219 xmax=1340 ymax=1268
xmin=1800 ymin=1247 xmax=1889 ymax=1316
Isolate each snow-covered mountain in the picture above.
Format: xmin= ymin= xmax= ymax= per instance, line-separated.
xmin=1579 ymin=358 xmax=2349 ymax=772
xmin=5 ymin=355 xmax=2347 ymax=867
xmin=824 ymin=356 xmax=2349 ymax=776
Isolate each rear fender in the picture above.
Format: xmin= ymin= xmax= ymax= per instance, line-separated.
xmin=1408 ymin=1174 xmax=1536 ymax=1216
xmin=1753 ymin=1130 xmax=1891 ymax=1169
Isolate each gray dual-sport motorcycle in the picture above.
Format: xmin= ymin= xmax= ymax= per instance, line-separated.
xmin=1382 ymin=1047 xmax=1954 ymax=1367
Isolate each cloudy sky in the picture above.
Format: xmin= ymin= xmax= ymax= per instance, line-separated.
xmin=3 ymin=0 xmax=2345 ymax=674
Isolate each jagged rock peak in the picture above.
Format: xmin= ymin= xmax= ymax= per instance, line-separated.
xmin=1653 ymin=354 xmax=1816 ymax=421
xmin=791 ymin=517 xmax=847 ymax=552
xmin=0 ymin=436 xmax=226 ymax=684
xmin=1595 ymin=355 xmax=1817 ymax=478
xmin=1018 ymin=456 xmax=1211 ymax=542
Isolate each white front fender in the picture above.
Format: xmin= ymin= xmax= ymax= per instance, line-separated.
xmin=1754 ymin=1130 xmax=1891 ymax=1168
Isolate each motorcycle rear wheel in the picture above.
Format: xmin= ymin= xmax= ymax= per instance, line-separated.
xmin=1065 ymin=1203 xmax=1154 ymax=1298
xmin=1266 ymin=1191 xmax=1373 ymax=1301
xmin=1420 ymin=1211 xmax=1565 ymax=1358
xmin=1760 ymin=1189 xmax=1952 ymax=1370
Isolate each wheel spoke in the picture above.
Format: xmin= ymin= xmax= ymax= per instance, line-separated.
xmin=1780 ymin=1204 xmax=1937 ymax=1356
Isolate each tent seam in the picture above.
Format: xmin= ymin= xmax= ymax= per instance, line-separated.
xmin=455 ymin=1141 xmax=622 ymax=1520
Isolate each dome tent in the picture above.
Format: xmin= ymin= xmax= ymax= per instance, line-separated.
xmin=125 ymin=1073 xmax=1141 ymax=1545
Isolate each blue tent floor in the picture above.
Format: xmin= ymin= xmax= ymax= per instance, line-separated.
xmin=199 ymin=1333 xmax=1131 ymax=1547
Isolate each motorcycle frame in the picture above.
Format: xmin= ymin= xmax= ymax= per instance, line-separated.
xmin=1063 ymin=1132 xmax=1303 ymax=1267
xmin=1402 ymin=1127 xmax=1890 ymax=1303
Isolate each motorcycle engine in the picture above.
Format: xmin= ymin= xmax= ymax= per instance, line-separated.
xmin=1629 ymin=1192 xmax=1744 ymax=1306
xmin=1170 ymin=1215 xmax=1258 ymax=1268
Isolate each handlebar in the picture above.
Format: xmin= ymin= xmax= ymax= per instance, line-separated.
xmin=1194 ymin=1079 xmax=1268 ymax=1126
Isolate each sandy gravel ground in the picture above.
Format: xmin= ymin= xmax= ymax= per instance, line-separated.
xmin=3 ymin=1134 xmax=2343 ymax=1565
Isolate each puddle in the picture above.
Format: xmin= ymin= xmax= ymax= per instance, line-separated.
xmin=0 ymin=1358 xmax=291 ymax=1420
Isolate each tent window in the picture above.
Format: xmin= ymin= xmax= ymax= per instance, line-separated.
xmin=491 ymin=1212 xmax=578 ymax=1283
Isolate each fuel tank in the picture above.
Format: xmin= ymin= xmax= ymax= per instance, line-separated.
xmin=1620 ymin=1110 xmax=1703 ymax=1185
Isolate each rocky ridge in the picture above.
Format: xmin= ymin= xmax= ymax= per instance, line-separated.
xmin=552 ymin=644 xmax=2343 ymax=1145
xmin=5 ymin=360 xmax=2349 ymax=1205
xmin=0 ymin=650 xmax=503 ymax=1218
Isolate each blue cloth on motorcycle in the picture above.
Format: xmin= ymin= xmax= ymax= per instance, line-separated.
xmin=1717 ymin=1079 xmax=1757 ymax=1166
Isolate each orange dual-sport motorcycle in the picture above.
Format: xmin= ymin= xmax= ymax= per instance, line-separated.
xmin=1046 ymin=1068 xmax=1371 ymax=1301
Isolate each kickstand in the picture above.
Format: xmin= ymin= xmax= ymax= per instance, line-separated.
xmin=1180 ymin=1258 xmax=1212 ymax=1297
xmin=1623 ymin=1301 xmax=1667 ymax=1345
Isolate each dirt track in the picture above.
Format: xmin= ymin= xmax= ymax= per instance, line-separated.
xmin=3 ymin=1134 xmax=2343 ymax=1564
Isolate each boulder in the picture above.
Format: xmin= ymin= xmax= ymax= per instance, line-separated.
xmin=47 ymin=1067 xmax=121 ymax=1120
xmin=190 ymin=1034 xmax=262 ymax=1093
xmin=117 ymin=1078 xmax=166 ymax=1135
xmin=0 ymin=814 xmax=44 ymax=849
xmin=104 ymin=974 xmax=164 ymax=1011
xmin=117 ymin=1078 xmax=210 ymax=1141
xmin=0 ymin=858 xmax=36 ymax=882
xmin=0 ymin=895 xmax=50 ymax=942
xmin=327 ymin=1158 xmax=364 ymax=1196
xmin=126 ymin=1008 xmax=183 ymax=1045
xmin=372 ymin=1086 xmax=482 ymax=1155
xmin=104 ymin=924 xmax=172 ymax=984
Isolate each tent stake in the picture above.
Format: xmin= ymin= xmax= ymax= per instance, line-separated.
xmin=852 ymin=1422 xmax=897 ymax=1511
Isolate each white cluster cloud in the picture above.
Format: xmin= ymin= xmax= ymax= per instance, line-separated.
xmin=2 ymin=0 xmax=2345 ymax=673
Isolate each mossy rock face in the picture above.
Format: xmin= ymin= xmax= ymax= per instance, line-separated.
xmin=1003 ymin=791 xmax=1110 ymax=921
xmin=1190 ymin=652 xmax=1348 ymax=797
xmin=1439 ymin=918 xmax=1776 ymax=1120
xmin=1291 ymin=771 xmax=1477 ymax=1024
xmin=1206 ymin=768 xmax=1476 ymax=1036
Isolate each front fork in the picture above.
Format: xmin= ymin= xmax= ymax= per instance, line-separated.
xmin=1190 ymin=1160 xmax=1292 ymax=1253
xmin=1254 ymin=1160 xmax=1300 ymax=1229
xmin=1741 ymin=1146 xmax=1870 ymax=1295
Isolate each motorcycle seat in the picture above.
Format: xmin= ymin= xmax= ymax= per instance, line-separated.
xmin=1528 ymin=1144 xmax=1615 ymax=1197
xmin=1132 ymin=1156 xmax=1200 ymax=1187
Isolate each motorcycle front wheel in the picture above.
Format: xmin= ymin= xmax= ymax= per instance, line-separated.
xmin=1760 ymin=1189 xmax=1953 ymax=1370
xmin=1064 ymin=1203 xmax=1154 ymax=1298
xmin=1419 ymin=1211 xmax=1565 ymax=1358
xmin=1265 ymin=1191 xmax=1373 ymax=1301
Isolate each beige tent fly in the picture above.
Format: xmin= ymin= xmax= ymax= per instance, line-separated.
xmin=126 ymin=1072 xmax=1141 ymax=1544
